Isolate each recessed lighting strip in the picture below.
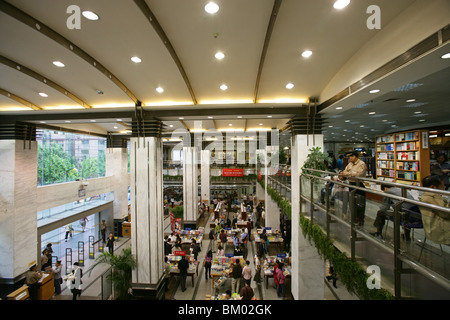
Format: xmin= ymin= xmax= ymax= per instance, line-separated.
xmin=0 ymin=1 xmax=141 ymax=106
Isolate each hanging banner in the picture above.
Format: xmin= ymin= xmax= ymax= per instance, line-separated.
xmin=222 ymin=168 xmax=244 ymax=177
xmin=174 ymin=218 xmax=182 ymax=234
xmin=170 ymin=211 xmax=175 ymax=232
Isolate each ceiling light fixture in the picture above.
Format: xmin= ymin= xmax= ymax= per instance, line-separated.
xmin=82 ymin=11 xmax=99 ymax=20
xmin=286 ymin=83 xmax=294 ymax=89
xmin=205 ymin=2 xmax=219 ymax=14
xmin=39 ymin=92 xmax=48 ymax=97
xmin=441 ymin=53 xmax=450 ymax=59
xmin=301 ymin=50 xmax=312 ymax=58
xmin=215 ymin=52 xmax=225 ymax=60
xmin=131 ymin=56 xmax=142 ymax=63
xmin=334 ymin=0 xmax=350 ymax=10
xmin=220 ymin=84 xmax=228 ymax=91
xmin=406 ymin=99 xmax=416 ymax=102
xmin=156 ymin=87 xmax=164 ymax=93
xmin=336 ymin=107 xmax=343 ymax=110
xmin=229 ymin=123 xmax=233 ymax=126
xmin=369 ymin=112 xmax=376 ymax=115
xmin=53 ymin=61 xmax=65 ymax=67
xmin=369 ymin=89 xmax=380 ymax=93
xmin=179 ymin=117 xmax=184 ymax=120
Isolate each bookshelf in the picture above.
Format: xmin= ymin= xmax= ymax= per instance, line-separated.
xmin=375 ymin=129 xmax=430 ymax=186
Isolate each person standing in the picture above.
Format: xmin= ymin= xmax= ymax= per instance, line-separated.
xmin=240 ymin=281 xmax=254 ymax=300
xmin=276 ymin=262 xmax=286 ymax=299
xmin=178 ymin=255 xmax=189 ymax=292
xmin=69 ymin=262 xmax=83 ymax=300
xmin=25 ymin=264 xmax=42 ymax=300
xmin=65 ymin=223 xmax=73 ymax=242
xmin=52 ymin=260 xmax=63 ymax=295
xmin=164 ymin=256 xmax=171 ymax=291
xmin=337 ymin=155 xmax=344 ymax=171
xmin=204 ymin=250 xmax=212 ymax=281
xmin=230 ymin=258 xmax=243 ymax=294
xmin=242 ymin=260 xmax=252 ymax=286
xmin=431 ymin=154 xmax=450 ymax=190
xmin=339 ymin=151 xmax=367 ymax=226
xmin=106 ymin=232 xmax=115 ymax=255
xmin=100 ymin=220 xmax=108 ymax=243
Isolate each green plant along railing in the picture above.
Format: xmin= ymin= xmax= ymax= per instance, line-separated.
xmin=258 ymin=177 xmax=394 ymax=300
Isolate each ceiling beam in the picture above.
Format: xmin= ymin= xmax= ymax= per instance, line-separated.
xmin=0 ymin=55 xmax=93 ymax=109
xmin=134 ymin=0 xmax=198 ymax=105
xmin=253 ymin=0 xmax=283 ymax=104
xmin=0 ymin=88 xmax=42 ymax=110
xmin=0 ymin=0 xmax=141 ymax=105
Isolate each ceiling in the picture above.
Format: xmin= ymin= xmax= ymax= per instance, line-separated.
xmin=0 ymin=0 xmax=449 ymax=143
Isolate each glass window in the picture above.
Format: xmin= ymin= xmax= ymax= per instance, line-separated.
xmin=37 ymin=129 xmax=106 ymax=186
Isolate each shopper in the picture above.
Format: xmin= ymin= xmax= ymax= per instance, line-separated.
xmin=164 ymin=256 xmax=171 ymax=291
xmin=65 ymin=223 xmax=73 ymax=242
xmin=217 ymin=245 xmax=224 ymax=257
xmin=276 ymin=262 xmax=286 ymax=299
xmin=240 ymin=281 xmax=254 ymax=300
xmin=178 ymin=255 xmax=189 ymax=292
xmin=106 ymin=232 xmax=115 ymax=255
xmin=242 ymin=260 xmax=252 ymax=286
xmin=191 ymin=239 xmax=201 ymax=261
xmin=100 ymin=220 xmax=107 ymax=243
xmin=337 ymin=155 xmax=344 ymax=171
xmin=230 ymin=258 xmax=243 ymax=294
xmin=80 ymin=216 xmax=88 ymax=232
xmin=420 ymin=175 xmax=450 ymax=244
xmin=339 ymin=151 xmax=367 ymax=226
xmin=431 ymin=154 xmax=450 ymax=190
xmin=68 ymin=262 xmax=83 ymax=300
xmin=52 ymin=260 xmax=63 ymax=295
xmin=25 ymin=264 xmax=42 ymax=300
xmin=204 ymin=250 xmax=212 ymax=281
xmin=371 ymin=185 xmax=418 ymax=239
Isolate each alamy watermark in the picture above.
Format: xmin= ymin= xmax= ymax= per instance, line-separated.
xmin=366 ymin=265 xmax=381 ymax=289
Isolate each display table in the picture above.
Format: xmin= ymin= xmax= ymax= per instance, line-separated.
xmin=167 ymin=254 xmax=199 ymax=287
xmin=210 ymin=256 xmax=245 ymax=290
xmin=37 ymin=272 xmax=54 ymax=300
xmin=262 ymin=256 xmax=291 ymax=289
xmin=254 ymin=229 xmax=284 ymax=251
xmin=7 ymin=285 xmax=29 ymax=300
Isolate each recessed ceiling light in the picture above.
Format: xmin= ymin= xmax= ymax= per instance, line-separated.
xmin=336 ymin=107 xmax=343 ymax=110
xmin=131 ymin=56 xmax=142 ymax=63
xmin=228 ymin=123 xmax=233 ymax=126
xmin=179 ymin=117 xmax=184 ymax=120
xmin=114 ymin=126 xmax=118 ymax=129
xmin=382 ymin=119 xmax=388 ymax=122
xmin=40 ymin=121 xmax=46 ymax=124
xmin=369 ymin=112 xmax=376 ymax=115
xmin=90 ymin=120 xmax=96 ymax=122
xmin=441 ymin=53 xmax=450 ymax=59
xmin=220 ymin=84 xmax=228 ymax=91
xmin=328 ymin=125 xmax=333 ymax=128
xmin=345 ymin=120 xmax=350 ymax=123
xmin=215 ymin=52 xmax=225 ymax=60
xmin=53 ymin=61 xmax=65 ymax=67
xmin=169 ymin=124 xmax=174 ymax=128
xmin=208 ymin=116 xmax=213 ymax=119
xmin=369 ymin=89 xmax=380 ymax=93
xmin=286 ymin=83 xmax=294 ymax=89
xmin=205 ymin=2 xmax=219 ymax=14
xmin=259 ymin=123 xmax=263 ymax=126
xmin=406 ymin=99 xmax=416 ymax=102
xmin=267 ymin=115 xmax=272 ymax=118
xmin=39 ymin=92 xmax=48 ymax=97
xmin=237 ymin=116 xmax=242 ymax=119
xmin=65 ymin=121 xmax=71 ymax=123
xmin=414 ymin=111 xmax=422 ymax=114
xmin=156 ymin=87 xmax=164 ymax=93
xmin=360 ymin=125 xmax=365 ymax=127
xmin=301 ymin=50 xmax=312 ymax=58
xmin=116 ymin=119 xmax=122 ymax=121
xmin=333 ymin=0 xmax=351 ymax=10
xmin=82 ymin=11 xmax=99 ymax=21
xmin=419 ymin=119 xmax=426 ymax=122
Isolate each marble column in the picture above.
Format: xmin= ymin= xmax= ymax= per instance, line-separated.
xmin=105 ymin=146 xmax=129 ymax=220
xmin=200 ymin=149 xmax=210 ymax=208
xmin=291 ymin=134 xmax=325 ymax=300
xmin=183 ymin=146 xmax=198 ymax=228
xmin=0 ymin=139 xmax=38 ymax=289
xmin=129 ymin=136 xmax=165 ymax=299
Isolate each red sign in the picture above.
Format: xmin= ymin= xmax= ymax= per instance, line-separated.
xmin=222 ymin=168 xmax=244 ymax=177
xmin=174 ymin=251 xmax=186 ymax=256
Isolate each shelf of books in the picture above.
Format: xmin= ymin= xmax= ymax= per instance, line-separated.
xmin=375 ymin=129 xmax=430 ymax=186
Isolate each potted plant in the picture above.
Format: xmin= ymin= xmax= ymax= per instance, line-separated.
xmin=301 ymin=146 xmax=331 ymax=177
xmin=87 ymin=247 xmax=136 ymax=300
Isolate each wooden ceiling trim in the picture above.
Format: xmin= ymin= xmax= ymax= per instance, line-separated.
xmin=0 ymin=88 xmax=42 ymax=110
xmin=0 ymin=0 xmax=141 ymax=105
xmin=253 ymin=0 xmax=283 ymax=104
xmin=134 ymin=0 xmax=198 ymax=105
xmin=0 ymin=55 xmax=93 ymax=109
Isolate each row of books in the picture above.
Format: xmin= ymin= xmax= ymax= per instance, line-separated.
xmin=396 ymin=161 xmax=419 ymax=171
xmin=377 ymin=143 xmax=394 ymax=151
xmin=397 ymin=171 xmax=420 ymax=181
xmin=377 ymin=152 xmax=395 ymax=160
xmin=397 ymin=151 xmax=418 ymax=160
xmin=395 ymin=132 xmax=419 ymax=141
xmin=376 ymin=135 xmax=394 ymax=143
xmin=377 ymin=160 xmax=394 ymax=169
xmin=396 ymin=141 xmax=419 ymax=151
xmin=377 ymin=168 xmax=395 ymax=177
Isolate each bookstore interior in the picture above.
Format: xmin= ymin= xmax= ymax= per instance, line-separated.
xmin=0 ymin=0 xmax=449 ymax=305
